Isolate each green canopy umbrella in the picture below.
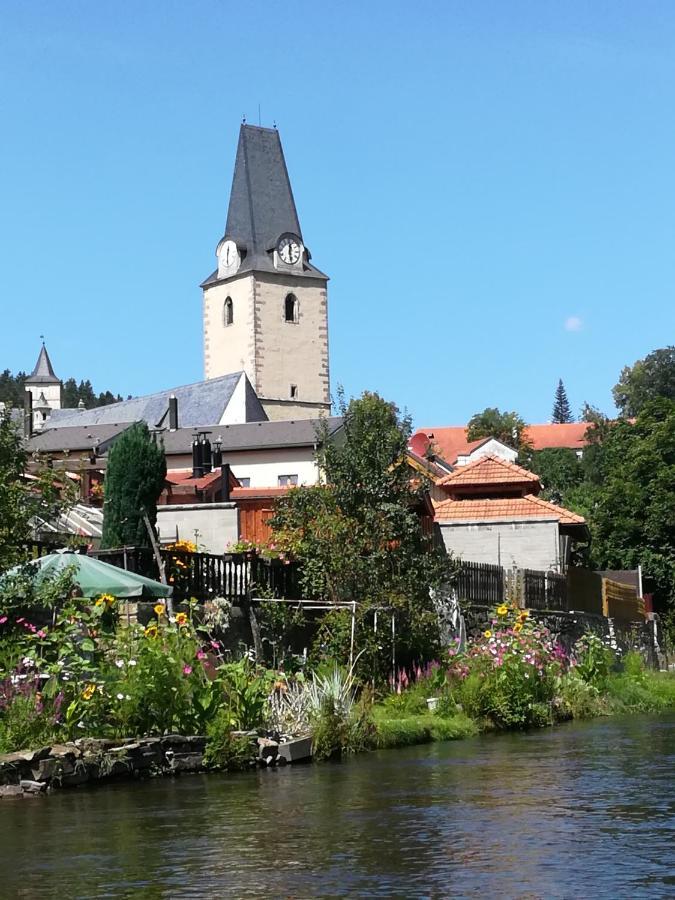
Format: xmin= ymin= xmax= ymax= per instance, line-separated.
xmin=10 ymin=552 xmax=173 ymax=600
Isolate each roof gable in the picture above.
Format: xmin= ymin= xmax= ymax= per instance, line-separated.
xmin=439 ymin=454 xmax=541 ymax=489
xmin=46 ymin=372 xmax=263 ymax=430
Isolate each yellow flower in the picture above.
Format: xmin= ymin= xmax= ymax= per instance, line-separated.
xmin=513 ymin=623 xmax=523 ymax=633
xmin=483 ymin=630 xmax=492 ymax=639
xmin=496 ymin=605 xmax=508 ymax=616
xmin=519 ymin=610 xmax=530 ymax=620
xmin=154 ymin=603 xmax=166 ymax=617
xmin=175 ymin=612 xmax=188 ymax=627
xmin=82 ymin=683 xmax=96 ymax=701
xmin=144 ymin=624 xmax=158 ymax=638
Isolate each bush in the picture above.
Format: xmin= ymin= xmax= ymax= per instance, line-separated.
xmin=445 ymin=607 xmax=566 ymax=729
xmin=556 ymin=672 xmax=607 ymax=720
xmin=572 ymin=632 xmax=616 ymax=689
xmin=204 ymin=709 xmax=255 ymax=770
xmin=0 ymin=692 xmax=58 ymax=754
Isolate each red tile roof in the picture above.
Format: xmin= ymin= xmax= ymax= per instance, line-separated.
xmin=438 ymin=455 xmax=540 ymax=488
xmin=433 ymin=494 xmax=586 ymax=525
xmin=165 ymin=470 xmax=222 ymax=491
xmin=524 ymin=423 xmax=589 ymax=450
xmin=412 ymin=422 xmax=592 ymax=463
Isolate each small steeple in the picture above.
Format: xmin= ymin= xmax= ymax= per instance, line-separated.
xmin=27 ymin=341 xmax=60 ymax=385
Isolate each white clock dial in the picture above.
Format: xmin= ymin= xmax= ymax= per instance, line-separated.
xmin=220 ymin=240 xmax=239 ymax=267
xmin=278 ymin=236 xmax=301 ymax=265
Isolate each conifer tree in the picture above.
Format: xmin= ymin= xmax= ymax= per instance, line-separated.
xmin=101 ymin=423 xmax=166 ymax=549
xmin=552 ymin=379 xmax=573 ymax=423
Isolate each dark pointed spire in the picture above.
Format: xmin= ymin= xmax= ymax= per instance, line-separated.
xmin=225 ymin=125 xmax=303 ymax=257
xmin=27 ymin=343 xmax=60 ymax=384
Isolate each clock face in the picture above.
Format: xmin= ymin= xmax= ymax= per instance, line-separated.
xmin=278 ymin=236 xmax=301 ymax=265
xmin=220 ymin=240 xmax=239 ymax=269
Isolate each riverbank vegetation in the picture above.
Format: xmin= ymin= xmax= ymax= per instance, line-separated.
xmin=1 ymin=575 xmax=673 ymax=762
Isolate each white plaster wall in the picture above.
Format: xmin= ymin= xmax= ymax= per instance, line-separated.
xmin=156 ymin=503 xmax=239 ymax=554
xmin=165 ymin=446 xmax=320 ymax=488
xmin=203 ymin=274 xmax=255 ymax=380
xmin=456 ymin=439 xmax=517 ymax=466
xmin=439 ymin=519 xmax=561 ymax=571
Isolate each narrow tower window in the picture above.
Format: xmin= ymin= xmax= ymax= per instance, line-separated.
xmin=223 ymin=297 xmax=233 ymax=326
xmin=284 ymin=293 xmax=298 ymax=323
xmin=290 ymin=384 xmax=298 ymax=399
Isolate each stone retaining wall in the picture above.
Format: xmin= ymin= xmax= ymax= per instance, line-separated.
xmin=0 ymin=735 xmax=215 ymax=798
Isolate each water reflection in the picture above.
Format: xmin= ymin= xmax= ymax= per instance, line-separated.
xmin=1 ymin=715 xmax=673 ymax=898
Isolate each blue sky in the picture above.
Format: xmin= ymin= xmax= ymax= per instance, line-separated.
xmin=1 ymin=1 xmax=674 ymax=427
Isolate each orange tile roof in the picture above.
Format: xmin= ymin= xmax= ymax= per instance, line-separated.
xmin=524 ymin=423 xmax=590 ymax=450
xmin=165 ymin=469 xmax=222 ymax=490
xmin=438 ymin=455 xmax=540 ymax=488
xmin=433 ymin=494 xmax=585 ymax=525
xmin=412 ymin=422 xmax=593 ymax=463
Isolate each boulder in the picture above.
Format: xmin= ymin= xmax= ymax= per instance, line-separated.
xmin=20 ymin=779 xmax=47 ymax=794
xmin=0 ymin=785 xmax=24 ymax=798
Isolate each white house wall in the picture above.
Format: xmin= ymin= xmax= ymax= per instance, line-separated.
xmin=166 ymin=446 xmax=320 ymax=488
xmin=439 ymin=519 xmax=561 ymax=572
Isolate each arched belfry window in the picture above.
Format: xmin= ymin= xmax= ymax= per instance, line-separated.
xmin=223 ymin=297 xmax=233 ymax=326
xmin=284 ymin=293 xmax=298 ymax=323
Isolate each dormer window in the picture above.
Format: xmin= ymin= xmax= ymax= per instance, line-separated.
xmin=223 ymin=297 xmax=233 ymax=326
xmin=284 ymin=293 xmax=298 ymax=323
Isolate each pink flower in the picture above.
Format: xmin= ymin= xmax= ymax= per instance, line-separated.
xmin=182 ymin=665 xmax=193 ymax=676
xmin=0 ymin=616 xmax=7 ymax=625
xmin=210 ymin=640 xmax=220 ymax=650
xmin=196 ymin=650 xmax=207 ymax=660
xmin=37 ymin=630 xmax=47 ymax=639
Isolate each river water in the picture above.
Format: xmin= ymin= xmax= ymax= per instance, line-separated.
xmin=1 ymin=715 xmax=673 ymax=899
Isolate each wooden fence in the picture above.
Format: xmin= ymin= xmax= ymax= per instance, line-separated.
xmin=89 ymin=547 xmax=301 ymax=603
xmin=520 ymin=569 xmax=568 ymax=612
xmin=455 ymin=561 xmax=505 ymax=605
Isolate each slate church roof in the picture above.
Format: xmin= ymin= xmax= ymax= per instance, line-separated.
xmin=47 ymin=372 xmax=266 ymax=430
xmin=202 ymin=125 xmax=327 ymax=285
xmin=26 ymin=344 xmax=61 ymax=385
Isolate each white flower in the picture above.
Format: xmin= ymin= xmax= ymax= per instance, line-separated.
xmin=115 ymin=660 xmax=125 ymax=669
xmin=125 ymin=694 xmax=131 ymax=700
xmin=128 ymin=659 xmax=137 ymax=667
xmin=116 ymin=693 xmax=124 ymax=700
xmin=22 ymin=657 xmax=34 ymax=668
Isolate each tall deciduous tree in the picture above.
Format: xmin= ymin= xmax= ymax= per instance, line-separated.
xmin=613 ymin=346 xmax=675 ymax=417
xmin=583 ymin=399 xmax=675 ymax=612
xmin=466 ymin=407 xmax=529 ymax=452
xmin=101 ymin=423 xmax=166 ymax=549
xmin=551 ymin=379 xmax=573 ymax=423
xmin=269 ymin=390 xmax=451 ymax=675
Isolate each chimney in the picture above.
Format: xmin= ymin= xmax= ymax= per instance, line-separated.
xmin=201 ymin=434 xmax=212 ymax=474
xmin=192 ymin=434 xmax=203 ymax=478
xmin=24 ymin=390 xmax=33 ymax=439
xmin=221 ymin=463 xmax=231 ymax=502
xmin=211 ymin=435 xmax=223 ymax=469
xmin=168 ymin=395 xmax=178 ymax=431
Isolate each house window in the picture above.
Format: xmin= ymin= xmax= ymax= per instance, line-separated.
xmin=278 ymin=474 xmax=298 ymax=487
xmin=284 ymin=293 xmax=298 ymax=323
xmin=223 ymin=297 xmax=233 ymax=326
xmin=290 ymin=384 xmax=298 ymax=399
xmin=238 ymin=477 xmax=251 ymax=488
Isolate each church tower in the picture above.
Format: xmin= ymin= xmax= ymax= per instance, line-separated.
xmin=24 ymin=342 xmax=62 ymax=431
xmin=201 ymin=125 xmax=330 ymax=421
